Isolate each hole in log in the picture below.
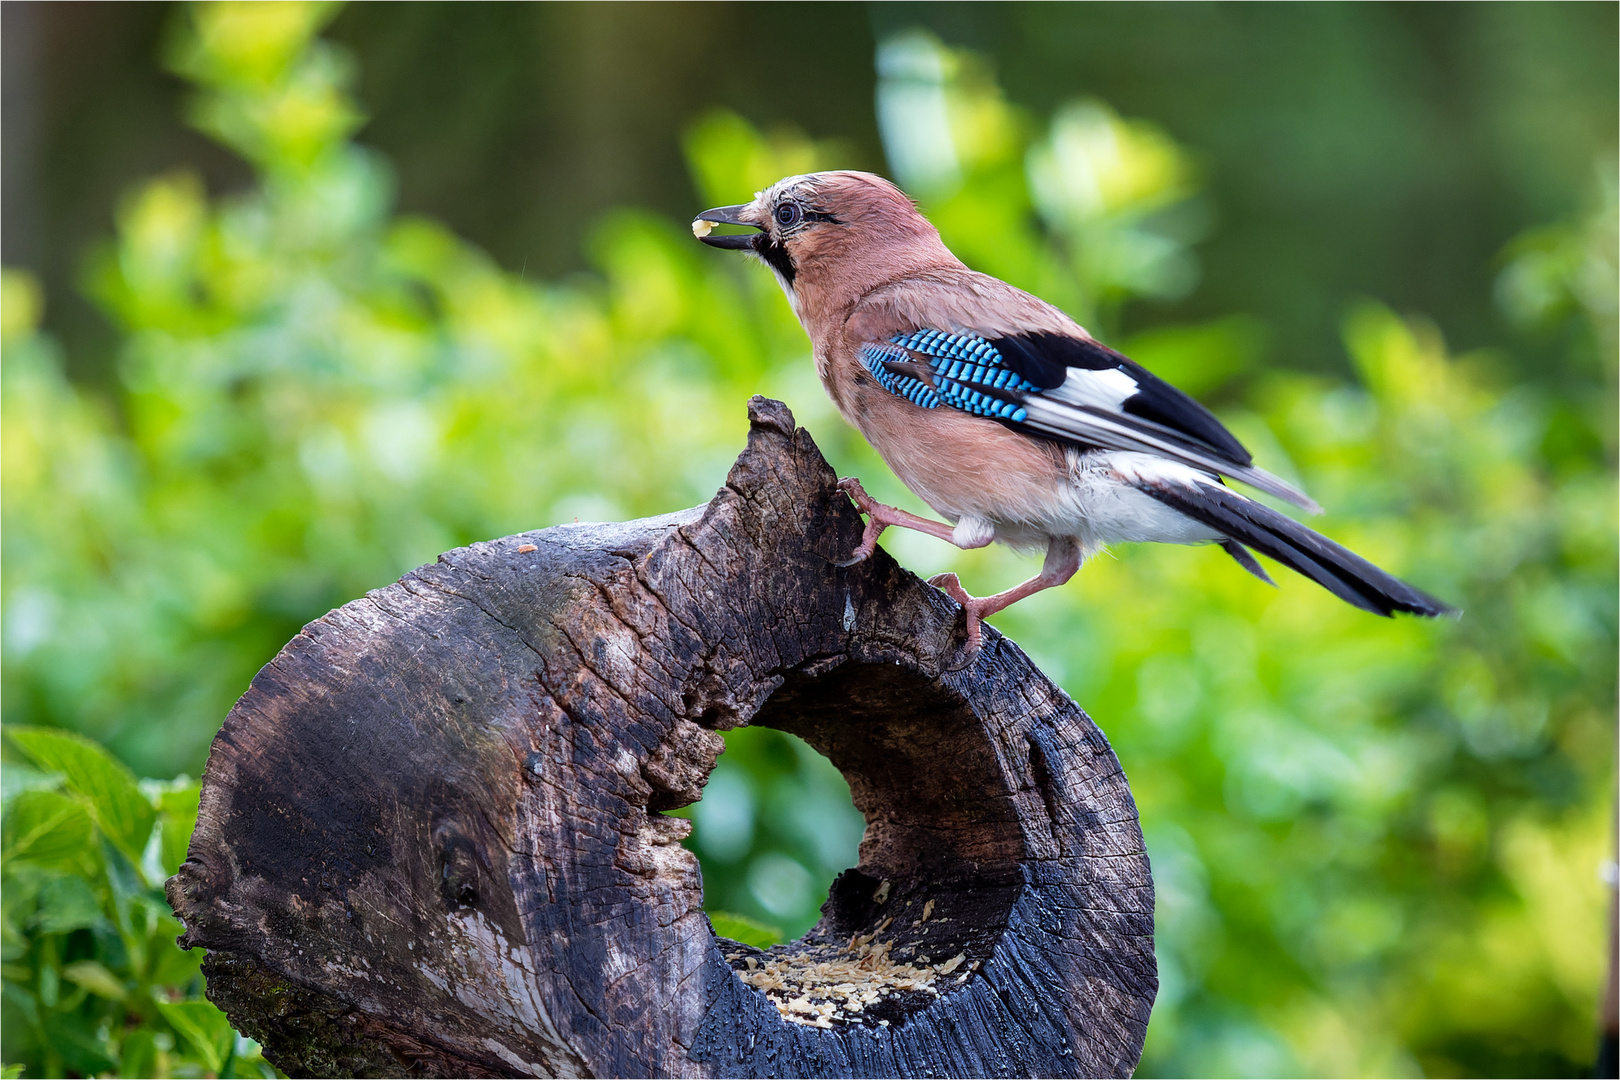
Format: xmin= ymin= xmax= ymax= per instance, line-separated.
xmin=695 ymin=659 xmax=1022 ymax=1030
xmin=683 ymin=725 xmax=863 ymax=937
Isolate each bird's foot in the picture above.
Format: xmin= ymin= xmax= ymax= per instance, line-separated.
xmin=834 ymin=477 xmax=961 ymax=567
xmin=926 ymin=572 xmax=987 ymax=654
xmin=927 ymin=542 xmax=1081 ymax=659
xmin=835 ymin=477 xmax=888 ymax=566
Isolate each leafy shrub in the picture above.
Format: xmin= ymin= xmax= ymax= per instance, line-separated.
xmin=0 ymin=727 xmax=271 ymax=1077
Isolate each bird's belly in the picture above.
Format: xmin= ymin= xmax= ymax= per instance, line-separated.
xmin=848 ymin=398 xmax=1076 ymax=545
xmin=846 ymin=386 xmax=1220 ymax=552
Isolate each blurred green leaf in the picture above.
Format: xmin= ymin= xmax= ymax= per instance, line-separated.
xmin=2 ymin=790 xmax=94 ymax=870
xmin=1120 ymin=315 xmax=1267 ymax=399
xmin=0 ymin=764 xmax=62 ymax=810
xmin=708 ymin=911 xmax=783 ymax=949
xmin=158 ymin=999 xmax=235 ymax=1074
xmin=684 ymin=110 xmax=834 ymax=209
xmin=117 ymin=1028 xmax=157 ymax=1080
xmin=153 ymin=778 xmax=202 ymax=878
xmin=149 ymin=931 xmax=205 ymax=988
xmin=41 ymin=1013 xmax=117 ymax=1077
xmin=61 ymin=960 xmax=126 ymax=1001
xmin=32 ymin=877 xmax=102 ymax=935
xmin=4 ymin=727 xmax=156 ymax=865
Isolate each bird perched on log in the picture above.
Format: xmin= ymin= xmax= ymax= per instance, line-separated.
xmin=693 ymin=170 xmax=1453 ymax=649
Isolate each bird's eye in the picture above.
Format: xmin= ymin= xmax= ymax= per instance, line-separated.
xmin=774 ymin=202 xmax=803 ymax=228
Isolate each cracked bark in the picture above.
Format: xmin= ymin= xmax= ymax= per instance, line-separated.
xmin=166 ymin=397 xmax=1157 ymax=1079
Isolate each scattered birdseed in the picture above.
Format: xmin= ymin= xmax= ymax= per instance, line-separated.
xmin=730 ymin=932 xmax=962 ymax=1028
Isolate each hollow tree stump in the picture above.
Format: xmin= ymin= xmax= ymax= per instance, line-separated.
xmin=166 ymin=397 xmax=1157 ymax=1078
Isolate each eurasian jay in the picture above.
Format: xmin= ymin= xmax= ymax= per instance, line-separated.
xmin=694 ymin=170 xmax=1452 ymax=649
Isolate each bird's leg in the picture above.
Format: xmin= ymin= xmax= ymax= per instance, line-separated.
xmin=835 ymin=477 xmax=960 ymax=566
xmin=928 ymin=538 xmax=1081 ymax=652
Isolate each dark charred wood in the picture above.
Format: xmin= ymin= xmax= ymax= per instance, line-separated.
xmin=166 ymin=397 xmax=1157 ymax=1078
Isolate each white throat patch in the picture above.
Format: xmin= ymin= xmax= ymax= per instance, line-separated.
xmin=764 ymin=262 xmax=799 ymax=316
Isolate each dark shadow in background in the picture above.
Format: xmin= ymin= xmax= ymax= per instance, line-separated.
xmin=3 ymin=2 xmax=1615 ymax=398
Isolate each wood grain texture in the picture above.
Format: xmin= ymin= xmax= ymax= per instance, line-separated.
xmin=167 ymin=396 xmax=1156 ymax=1078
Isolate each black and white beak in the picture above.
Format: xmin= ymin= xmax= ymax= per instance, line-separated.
xmin=692 ymin=205 xmax=760 ymax=250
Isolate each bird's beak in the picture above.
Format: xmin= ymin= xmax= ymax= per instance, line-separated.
xmin=692 ymin=205 xmax=759 ymax=249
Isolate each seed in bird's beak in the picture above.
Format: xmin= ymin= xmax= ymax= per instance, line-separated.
xmin=692 ymin=219 xmax=716 ymax=238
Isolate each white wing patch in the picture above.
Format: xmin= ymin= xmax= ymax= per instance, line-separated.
xmin=1046 ymin=367 xmax=1139 ymax=411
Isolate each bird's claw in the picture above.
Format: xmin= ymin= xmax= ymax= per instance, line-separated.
xmin=835 ymin=477 xmax=887 ymax=566
xmin=926 ymin=571 xmax=970 ymax=604
xmin=926 ymin=572 xmax=985 ymax=654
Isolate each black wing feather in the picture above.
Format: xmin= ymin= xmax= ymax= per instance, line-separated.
xmin=1219 ymin=539 xmax=1276 ymax=586
xmin=989 ymin=332 xmax=1251 ymax=464
xmin=985 ymin=333 xmax=1072 ymax=389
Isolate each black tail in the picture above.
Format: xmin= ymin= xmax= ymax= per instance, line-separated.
xmin=1140 ymin=477 xmax=1456 ymax=617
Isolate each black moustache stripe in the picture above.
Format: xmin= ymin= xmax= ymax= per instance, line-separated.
xmin=754 ymin=235 xmax=796 ymax=286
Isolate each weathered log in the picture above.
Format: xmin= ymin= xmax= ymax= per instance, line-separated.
xmin=167 ymin=397 xmax=1157 ymax=1078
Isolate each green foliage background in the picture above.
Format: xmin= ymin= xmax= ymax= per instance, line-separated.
xmin=2 ymin=4 xmax=1614 ymax=1077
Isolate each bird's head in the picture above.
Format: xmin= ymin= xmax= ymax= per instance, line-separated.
xmin=693 ymin=171 xmax=959 ymax=319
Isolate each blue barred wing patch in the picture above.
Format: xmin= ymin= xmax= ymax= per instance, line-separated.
xmin=860 ymin=342 xmax=944 ymax=408
xmin=859 ymin=330 xmax=1036 ymax=422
